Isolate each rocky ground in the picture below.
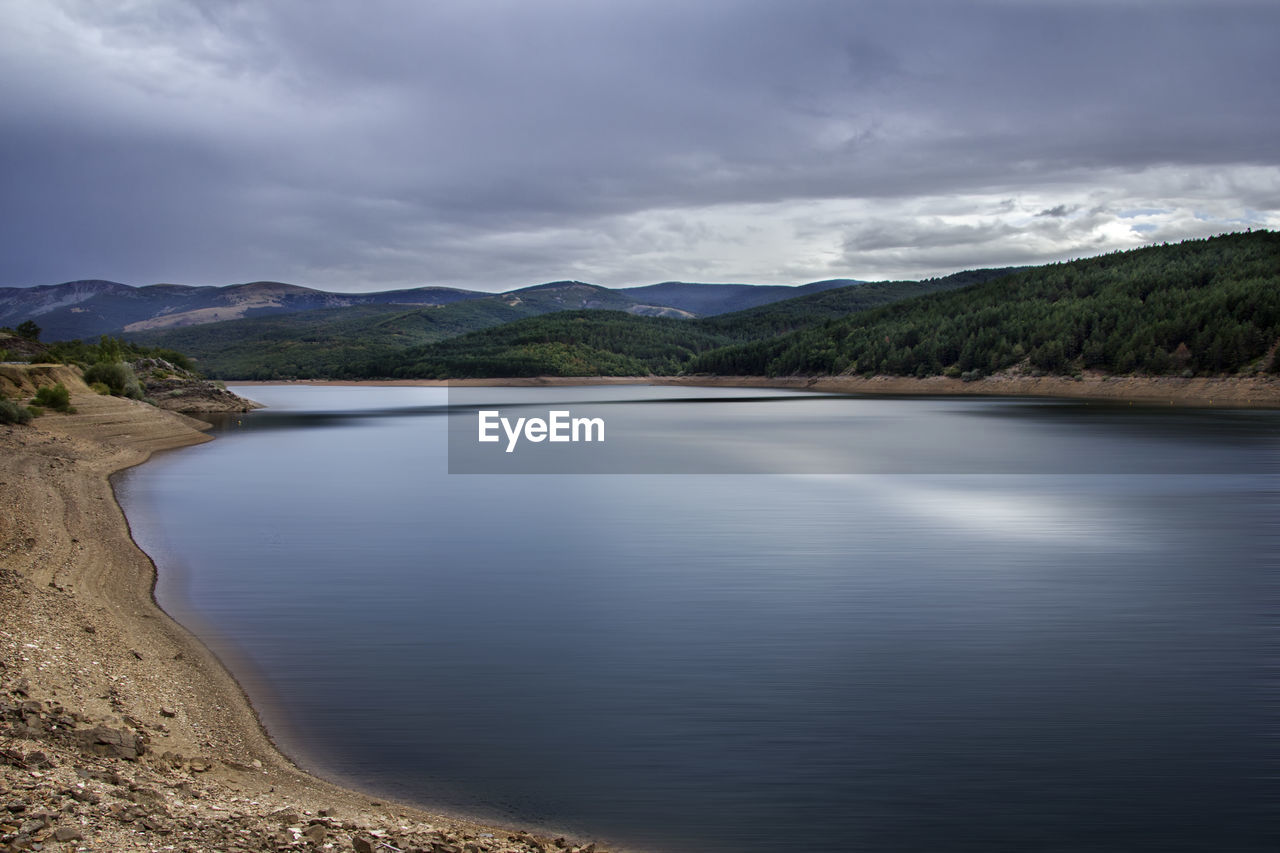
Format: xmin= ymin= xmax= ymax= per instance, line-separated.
xmin=0 ymin=659 xmax=592 ymax=853
xmin=130 ymin=358 xmax=261 ymax=415
xmin=0 ymin=368 xmax=618 ymax=853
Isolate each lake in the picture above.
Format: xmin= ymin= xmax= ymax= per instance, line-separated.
xmin=115 ymin=385 xmax=1278 ymax=852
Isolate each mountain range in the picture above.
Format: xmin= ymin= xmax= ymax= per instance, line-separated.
xmin=0 ymin=277 xmax=861 ymax=341
xmin=5 ymin=232 xmax=1274 ymax=383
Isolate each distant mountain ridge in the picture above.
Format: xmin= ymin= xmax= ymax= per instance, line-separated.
xmin=0 ymin=276 xmax=860 ymax=340
xmin=124 ymin=270 xmax=997 ymax=379
xmin=617 ymin=280 xmax=857 ymax=315
xmin=0 ymin=279 xmax=486 ymax=340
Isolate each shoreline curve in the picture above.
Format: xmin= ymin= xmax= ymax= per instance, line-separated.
xmin=0 ymin=365 xmax=617 ymax=852
xmin=228 ymin=371 xmax=1280 ymax=408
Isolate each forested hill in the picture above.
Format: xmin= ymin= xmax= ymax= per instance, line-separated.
xmin=348 ymin=269 xmax=1016 ymax=379
xmin=696 ymin=267 xmax=1021 ymax=339
xmin=361 ymin=231 xmax=1278 ymax=380
xmin=688 ymin=230 xmax=1280 ymax=378
xmin=361 ymin=311 xmax=734 ymax=378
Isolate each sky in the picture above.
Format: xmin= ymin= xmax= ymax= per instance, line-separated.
xmin=1 ymin=0 xmax=1277 ymax=293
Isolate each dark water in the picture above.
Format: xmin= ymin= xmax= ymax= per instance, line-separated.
xmin=116 ymin=386 xmax=1278 ymax=852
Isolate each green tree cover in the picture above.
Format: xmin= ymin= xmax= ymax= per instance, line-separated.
xmin=360 ymin=312 xmax=736 ymax=378
xmin=126 ymin=301 xmax=542 ymax=379
xmin=39 ymin=335 xmax=196 ymax=372
xmin=688 ymin=231 xmax=1280 ymax=378
xmin=330 ymin=272 xmax=1017 ymax=378
xmin=115 ymin=231 xmax=1280 ymax=380
xmin=125 ymin=273 xmax=997 ymax=378
xmin=695 ymin=268 xmax=1021 ymax=340
xmin=359 ymin=232 xmax=1280 ymax=380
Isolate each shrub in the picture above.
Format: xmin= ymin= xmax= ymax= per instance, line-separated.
xmin=32 ymin=382 xmax=73 ymax=412
xmin=0 ymin=398 xmax=33 ymax=425
xmin=90 ymin=381 xmax=111 ymax=395
xmin=83 ymin=361 xmax=143 ymax=399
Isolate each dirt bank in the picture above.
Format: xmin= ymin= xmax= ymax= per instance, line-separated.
xmin=0 ymin=367 xmax=614 ymax=852
xmin=232 ymin=372 xmax=1280 ymax=407
xmin=662 ymin=372 xmax=1280 ymax=407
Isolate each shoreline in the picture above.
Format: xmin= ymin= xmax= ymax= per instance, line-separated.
xmin=0 ymin=366 xmax=613 ymax=852
xmin=229 ymin=372 xmax=1280 ymax=408
xmin=6 ymin=367 xmax=1274 ymax=849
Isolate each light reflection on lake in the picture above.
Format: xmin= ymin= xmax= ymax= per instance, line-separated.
xmin=116 ymin=385 xmax=1278 ymax=853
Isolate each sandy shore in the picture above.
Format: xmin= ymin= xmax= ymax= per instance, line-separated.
xmin=0 ymin=366 xmax=612 ymax=852
xmin=233 ymin=371 xmax=1280 ymax=408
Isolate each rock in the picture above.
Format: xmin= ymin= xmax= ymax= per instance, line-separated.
xmin=353 ymin=837 xmax=376 ymax=853
xmin=66 ymin=787 xmax=99 ymax=805
xmin=77 ymin=725 xmax=146 ymax=760
xmin=158 ymin=706 xmax=176 ymax=718
xmin=303 ymin=823 xmax=327 ymax=843
xmin=129 ymin=649 xmax=143 ymax=660
xmin=53 ymin=825 xmax=83 ymax=842
xmin=271 ymin=808 xmax=301 ymax=826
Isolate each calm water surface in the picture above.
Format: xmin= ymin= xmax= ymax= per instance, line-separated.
xmin=116 ymin=386 xmax=1278 ymax=853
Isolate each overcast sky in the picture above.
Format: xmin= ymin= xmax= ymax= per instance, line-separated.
xmin=1 ymin=0 xmax=1277 ymax=292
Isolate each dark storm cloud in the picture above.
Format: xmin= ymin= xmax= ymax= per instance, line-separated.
xmin=1 ymin=0 xmax=1277 ymax=289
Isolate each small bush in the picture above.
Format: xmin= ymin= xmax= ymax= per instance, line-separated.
xmin=32 ymin=382 xmax=72 ymax=412
xmin=0 ymin=398 xmax=33 ymax=425
xmin=83 ymin=361 xmax=143 ymax=399
xmin=26 ymin=404 xmax=44 ymax=417
xmin=90 ymin=381 xmax=111 ymax=395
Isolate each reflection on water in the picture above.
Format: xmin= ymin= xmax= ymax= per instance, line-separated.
xmin=118 ymin=385 xmax=1278 ymax=853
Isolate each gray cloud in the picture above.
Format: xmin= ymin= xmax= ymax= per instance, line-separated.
xmin=1 ymin=0 xmax=1277 ymax=290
